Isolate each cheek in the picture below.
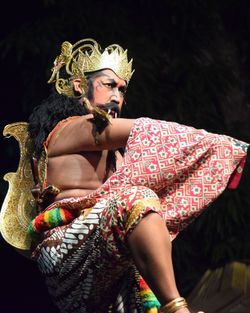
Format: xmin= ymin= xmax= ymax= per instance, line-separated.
xmin=94 ymin=91 xmax=109 ymax=103
xmin=92 ymin=85 xmax=109 ymax=103
xmin=118 ymin=100 xmax=123 ymax=112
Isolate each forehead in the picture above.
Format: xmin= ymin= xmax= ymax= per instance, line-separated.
xmin=93 ymin=69 xmax=127 ymax=85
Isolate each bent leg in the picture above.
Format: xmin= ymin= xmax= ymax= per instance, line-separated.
xmin=101 ymin=185 xmax=192 ymax=312
xmin=127 ymin=213 xmax=190 ymax=313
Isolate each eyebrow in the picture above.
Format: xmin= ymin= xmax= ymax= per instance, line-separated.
xmin=101 ymin=77 xmax=127 ymax=87
xmin=102 ymin=78 xmax=116 ymax=84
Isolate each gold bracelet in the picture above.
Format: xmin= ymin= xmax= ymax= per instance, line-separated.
xmin=160 ymin=297 xmax=188 ymax=313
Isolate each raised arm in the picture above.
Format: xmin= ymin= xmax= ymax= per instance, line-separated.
xmin=47 ymin=115 xmax=135 ymax=157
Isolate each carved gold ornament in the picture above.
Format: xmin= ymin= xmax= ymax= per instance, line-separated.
xmin=47 ymin=38 xmax=134 ymax=97
xmin=0 ymin=123 xmax=37 ymax=250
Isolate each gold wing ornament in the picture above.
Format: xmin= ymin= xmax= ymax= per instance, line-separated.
xmin=0 ymin=122 xmax=37 ymax=251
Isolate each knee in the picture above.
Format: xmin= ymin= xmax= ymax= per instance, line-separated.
xmin=119 ymin=186 xmax=162 ymax=236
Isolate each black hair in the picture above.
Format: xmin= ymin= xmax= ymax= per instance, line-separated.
xmin=28 ymin=92 xmax=88 ymax=159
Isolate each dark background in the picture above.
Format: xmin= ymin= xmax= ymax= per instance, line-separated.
xmin=1 ymin=1 xmax=250 ymax=312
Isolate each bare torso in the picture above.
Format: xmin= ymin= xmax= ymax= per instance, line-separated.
xmin=44 ymin=115 xmax=134 ymax=203
xmin=46 ymin=149 xmax=124 ymax=201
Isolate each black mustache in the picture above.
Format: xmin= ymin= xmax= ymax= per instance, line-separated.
xmin=97 ymin=102 xmax=120 ymax=116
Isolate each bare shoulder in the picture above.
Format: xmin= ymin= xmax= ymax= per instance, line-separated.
xmin=47 ymin=116 xmax=136 ymax=157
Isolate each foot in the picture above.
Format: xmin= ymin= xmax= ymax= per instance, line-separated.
xmin=174 ymin=308 xmax=204 ymax=313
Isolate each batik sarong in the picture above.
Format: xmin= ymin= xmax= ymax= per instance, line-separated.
xmin=32 ymin=186 xmax=161 ymax=312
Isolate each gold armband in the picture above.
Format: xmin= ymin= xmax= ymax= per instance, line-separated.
xmin=160 ymin=297 xmax=188 ymax=313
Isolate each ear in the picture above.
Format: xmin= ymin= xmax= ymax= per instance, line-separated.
xmin=72 ymin=78 xmax=84 ymax=95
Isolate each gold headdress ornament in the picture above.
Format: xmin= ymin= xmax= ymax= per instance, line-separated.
xmin=47 ymin=38 xmax=134 ymax=97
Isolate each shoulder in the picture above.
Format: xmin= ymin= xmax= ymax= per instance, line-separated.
xmin=44 ymin=116 xmax=81 ymax=149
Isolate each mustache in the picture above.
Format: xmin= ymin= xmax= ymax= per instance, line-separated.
xmin=96 ymin=102 xmax=121 ymax=117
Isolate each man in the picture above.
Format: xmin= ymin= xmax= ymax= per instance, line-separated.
xmin=0 ymin=38 xmax=248 ymax=313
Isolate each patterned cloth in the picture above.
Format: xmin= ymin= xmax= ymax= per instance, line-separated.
xmin=32 ymin=187 xmax=161 ymax=313
xmin=31 ymin=117 xmax=249 ymax=313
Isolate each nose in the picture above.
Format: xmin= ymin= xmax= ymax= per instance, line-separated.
xmin=110 ymin=88 xmax=123 ymax=104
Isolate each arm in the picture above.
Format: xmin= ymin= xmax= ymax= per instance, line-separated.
xmin=47 ymin=115 xmax=135 ymax=157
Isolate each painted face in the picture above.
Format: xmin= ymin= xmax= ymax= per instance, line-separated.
xmin=88 ymin=69 xmax=127 ymax=117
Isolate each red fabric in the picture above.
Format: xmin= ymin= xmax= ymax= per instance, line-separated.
xmin=42 ymin=118 xmax=249 ymax=239
xmin=227 ymin=156 xmax=246 ymax=189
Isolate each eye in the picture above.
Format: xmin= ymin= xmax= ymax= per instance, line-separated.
xmin=119 ymin=86 xmax=127 ymax=95
xmin=102 ymin=82 xmax=114 ymax=89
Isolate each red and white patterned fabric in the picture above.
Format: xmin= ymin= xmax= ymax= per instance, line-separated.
xmin=83 ymin=117 xmax=248 ymax=238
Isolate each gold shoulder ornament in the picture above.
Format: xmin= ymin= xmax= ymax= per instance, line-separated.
xmin=0 ymin=122 xmax=37 ymax=251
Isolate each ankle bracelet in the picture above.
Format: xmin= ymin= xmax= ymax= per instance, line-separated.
xmin=160 ymin=297 xmax=188 ymax=313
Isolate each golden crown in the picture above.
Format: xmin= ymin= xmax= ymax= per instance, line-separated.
xmin=47 ymin=38 xmax=134 ymax=97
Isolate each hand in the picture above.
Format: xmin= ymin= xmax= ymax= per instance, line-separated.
xmin=84 ymin=113 xmax=94 ymax=120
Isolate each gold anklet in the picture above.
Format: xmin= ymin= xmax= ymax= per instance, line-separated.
xmin=160 ymin=297 xmax=188 ymax=313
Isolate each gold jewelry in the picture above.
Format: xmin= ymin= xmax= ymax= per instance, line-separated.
xmin=160 ymin=297 xmax=188 ymax=313
xmin=47 ymin=38 xmax=134 ymax=97
xmin=0 ymin=122 xmax=37 ymax=250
